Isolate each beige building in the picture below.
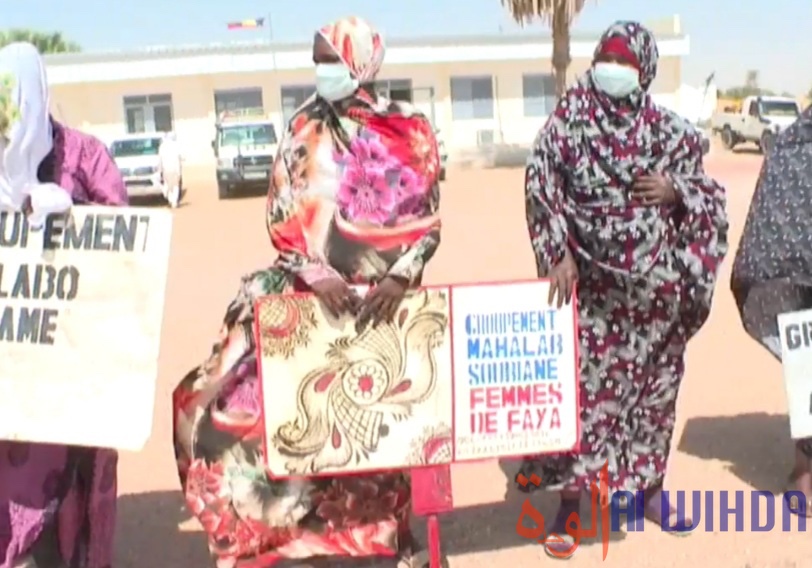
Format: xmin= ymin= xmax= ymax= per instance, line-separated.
xmin=45 ymin=16 xmax=689 ymax=166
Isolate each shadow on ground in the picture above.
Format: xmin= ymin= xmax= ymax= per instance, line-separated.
xmin=115 ymin=490 xmax=210 ymax=568
xmin=731 ymin=146 xmax=763 ymax=156
xmin=677 ymin=412 xmax=794 ymax=492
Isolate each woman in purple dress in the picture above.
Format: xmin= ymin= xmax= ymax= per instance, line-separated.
xmin=0 ymin=42 xmax=127 ymax=568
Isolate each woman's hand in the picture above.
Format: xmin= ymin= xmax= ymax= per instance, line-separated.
xmin=310 ymin=278 xmax=360 ymax=318
xmin=633 ymin=174 xmax=677 ymax=205
xmin=547 ymin=248 xmax=578 ymax=309
xmin=356 ymin=276 xmax=408 ymax=330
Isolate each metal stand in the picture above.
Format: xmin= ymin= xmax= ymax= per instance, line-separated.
xmin=410 ymin=464 xmax=453 ymax=568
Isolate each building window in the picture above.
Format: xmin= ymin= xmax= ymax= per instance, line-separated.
xmin=214 ymin=88 xmax=263 ymax=115
xmin=375 ymin=79 xmax=413 ymax=102
xmin=280 ymin=85 xmax=316 ymax=124
xmin=522 ymin=74 xmax=557 ymax=117
xmin=450 ymin=76 xmax=494 ymax=120
xmin=123 ymin=94 xmax=174 ymax=134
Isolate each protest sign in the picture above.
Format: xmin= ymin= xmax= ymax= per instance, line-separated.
xmin=256 ymin=280 xmax=579 ymax=477
xmin=451 ymin=281 xmax=579 ymax=461
xmin=0 ymin=207 xmax=172 ymax=451
xmin=778 ymin=309 xmax=812 ymax=438
xmin=257 ymin=287 xmax=454 ymax=477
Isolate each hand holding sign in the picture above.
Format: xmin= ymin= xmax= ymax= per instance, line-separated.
xmin=547 ymin=248 xmax=577 ymax=309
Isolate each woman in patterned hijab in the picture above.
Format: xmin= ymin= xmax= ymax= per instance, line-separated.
xmin=731 ymin=106 xmax=812 ymax=514
xmin=172 ymin=16 xmax=442 ymax=568
xmin=518 ymin=21 xmax=728 ymax=557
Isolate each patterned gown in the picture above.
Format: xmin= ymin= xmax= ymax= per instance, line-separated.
xmin=171 ymin=89 xmax=441 ymax=566
xmin=731 ymin=106 xmax=812 ymax=454
xmin=519 ymin=22 xmax=729 ymax=493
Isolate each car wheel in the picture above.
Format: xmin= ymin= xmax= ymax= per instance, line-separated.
xmin=218 ymin=183 xmax=231 ymax=200
xmin=760 ymin=130 xmax=775 ymax=155
xmin=721 ymin=126 xmax=737 ymax=150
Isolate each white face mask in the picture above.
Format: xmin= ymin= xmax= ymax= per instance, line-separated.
xmin=315 ymin=63 xmax=359 ymax=102
xmin=591 ymin=62 xmax=640 ymax=99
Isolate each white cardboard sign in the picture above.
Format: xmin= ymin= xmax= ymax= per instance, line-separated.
xmin=0 ymin=207 xmax=172 ymax=450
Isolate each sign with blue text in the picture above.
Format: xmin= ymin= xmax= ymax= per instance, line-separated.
xmin=451 ymin=281 xmax=579 ymax=461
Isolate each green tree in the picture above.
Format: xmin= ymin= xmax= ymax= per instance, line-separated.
xmin=500 ymin=0 xmax=596 ymax=97
xmin=0 ymin=29 xmax=80 ymax=53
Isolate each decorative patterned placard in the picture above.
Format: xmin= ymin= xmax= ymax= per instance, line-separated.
xmin=257 ymin=280 xmax=579 ymax=477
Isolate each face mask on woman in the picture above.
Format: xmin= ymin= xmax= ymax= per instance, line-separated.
xmin=592 ymin=62 xmax=640 ymax=98
xmin=315 ymin=62 xmax=359 ymax=102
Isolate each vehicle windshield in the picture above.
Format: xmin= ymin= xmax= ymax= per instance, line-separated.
xmin=760 ymin=100 xmax=800 ymax=117
xmin=218 ymin=124 xmax=277 ymax=147
xmin=110 ymin=138 xmax=161 ymax=157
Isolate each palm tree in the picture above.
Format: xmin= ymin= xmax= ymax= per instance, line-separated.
xmin=501 ymin=0 xmax=595 ymax=97
xmin=0 ymin=29 xmax=81 ymax=53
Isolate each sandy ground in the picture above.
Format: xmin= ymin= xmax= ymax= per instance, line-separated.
xmin=115 ymin=145 xmax=808 ymax=568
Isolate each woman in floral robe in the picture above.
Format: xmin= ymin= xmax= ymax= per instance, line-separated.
xmin=518 ymin=22 xmax=728 ymax=556
xmin=172 ymin=16 xmax=441 ymax=568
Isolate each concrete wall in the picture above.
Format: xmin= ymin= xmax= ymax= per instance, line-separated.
xmin=50 ymin=55 xmax=681 ymax=166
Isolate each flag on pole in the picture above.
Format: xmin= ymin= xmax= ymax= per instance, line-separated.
xmin=227 ymin=18 xmax=265 ymax=30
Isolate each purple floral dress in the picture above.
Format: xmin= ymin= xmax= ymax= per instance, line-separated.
xmin=1 ymin=121 xmax=127 ymax=568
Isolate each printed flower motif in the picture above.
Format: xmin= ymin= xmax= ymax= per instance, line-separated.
xmin=333 ymin=131 xmax=395 ymax=167
xmin=394 ymin=166 xmax=422 ymax=200
xmin=335 ymin=163 xmax=397 ymax=225
xmin=185 ymin=459 xmax=228 ymax=514
xmin=313 ymin=478 xmax=400 ymax=529
xmin=343 ymin=362 xmax=387 ymax=402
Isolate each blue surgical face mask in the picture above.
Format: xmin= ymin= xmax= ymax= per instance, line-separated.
xmin=591 ymin=62 xmax=640 ymax=99
xmin=315 ymin=63 xmax=359 ymax=102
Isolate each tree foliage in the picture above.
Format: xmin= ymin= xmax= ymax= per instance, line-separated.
xmin=0 ymin=29 xmax=81 ymax=54
xmin=501 ymin=0 xmax=596 ymax=97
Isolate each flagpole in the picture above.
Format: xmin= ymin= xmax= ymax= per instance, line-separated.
xmin=267 ymin=13 xmax=277 ymax=72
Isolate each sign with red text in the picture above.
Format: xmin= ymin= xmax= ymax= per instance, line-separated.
xmin=256 ymin=280 xmax=580 ymax=477
xmin=450 ymin=281 xmax=579 ymax=461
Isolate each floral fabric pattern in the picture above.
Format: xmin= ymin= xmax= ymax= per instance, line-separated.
xmin=172 ymin=16 xmax=441 ymax=567
xmin=519 ymin=22 xmax=728 ymax=493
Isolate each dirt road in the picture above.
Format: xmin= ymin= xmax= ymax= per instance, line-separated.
xmin=116 ymin=148 xmax=809 ymax=567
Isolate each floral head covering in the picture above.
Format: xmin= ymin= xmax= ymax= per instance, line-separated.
xmin=317 ymin=16 xmax=385 ymax=83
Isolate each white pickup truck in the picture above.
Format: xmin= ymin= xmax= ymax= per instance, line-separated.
xmin=711 ymin=95 xmax=801 ymax=154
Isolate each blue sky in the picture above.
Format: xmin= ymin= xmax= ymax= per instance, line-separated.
xmin=5 ymin=0 xmax=811 ymax=94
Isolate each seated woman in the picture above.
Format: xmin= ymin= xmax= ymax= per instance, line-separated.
xmin=172 ymin=16 xmax=442 ymax=568
xmin=731 ymin=105 xmax=812 ymax=514
xmin=0 ymin=42 xmax=127 ymax=568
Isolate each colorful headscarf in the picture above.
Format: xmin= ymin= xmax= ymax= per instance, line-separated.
xmin=0 ymin=42 xmax=71 ymax=228
xmin=317 ymin=16 xmax=385 ymax=84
